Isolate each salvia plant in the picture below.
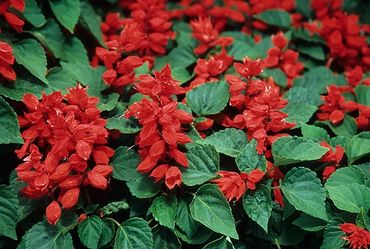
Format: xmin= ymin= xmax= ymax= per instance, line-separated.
xmin=0 ymin=0 xmax=369 ymax=249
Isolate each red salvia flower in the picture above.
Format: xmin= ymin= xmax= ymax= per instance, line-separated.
xmin=190 ymin=16 xmax=233 ymax=55
xmin=16 ymin=85 xmax=114 ymax=225
xmin=188 ymin=48 xmax=234 ymax=90
xmin=356 ymin=104 xmax=370 ymax=130
xmin=317 ymin=85 xmax=358 ymax=125
xmin=340 ymin=223 xmax=370 ymax=249
xmin=0 ymin=41 xmax=16 ymax=81
xmin=212 ymin=169 xmax=265 ymax=202
xmin=125 ymin=64 xmax=193 ymax=189
xmin=320 ymin=141 xmax=344 ymax=179
xmin=0 ymin=0 xmax=25 ymax=32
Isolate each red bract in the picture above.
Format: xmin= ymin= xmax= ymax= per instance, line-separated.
xmin=125 ymin=64 xmax=193 ymax=189
xmin=188 ymin=48 xmax=233 ymax=90
xmin=356 ymin=105 xmax=370 ymax=131
xmin=317 ymin=85 xmax=358 ymax=125
xmin=212 ymin=169 xmax=265 ymax=201
xmin=320 ymin=141 xmax=344 ymax=179
xmin=340 ymin=223 xmax=370 ymax=249
xmin=15 ymin=85 xmax=114 ymax=225
xmin=265 ymin=32 xmax=304 ymax=86
xmin=190 ymin=16 xmax=233 ymax=55
xmin=0 ymin=41 xmax=16 ymax=81
xmin=225 ymin=63 xmax=294 ymax=154
xmin=0 ymin=0 xmax=25 ymax=32
xmin=267 ymin=161 xmax=285 ymax=207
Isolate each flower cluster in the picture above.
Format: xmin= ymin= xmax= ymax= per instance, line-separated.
xmin=15 ymin=85 xmax=114 ymax=225
xmin=309 ymin=0 xmax=370 ymax=70
xmin=265 ymin=32 xmax=304 ymax=87
xmin=340 ymin=223 xmax=370 ymax=249
xmin=224 ymin=57 xmax=295 ymax=154
xmin=320 ymin=142 xmax=344 ymax=179
xmin=0 ymin=41 xmax=16 ymax=81
xmin=317 ymin=85 xmax=357 ymax=125
xmin=96 ymin=0 xmax=175 ymax=88
xmin=190 ymin=16 xmax=233 ymax=55
xmin=212 ymin=169 xmax=265 ymax=201
xmin=188 ymin=48 xmax=233 ymax=90
xmin=0 ymin=0 xmax=25 ymax=32
xmin=125 ymin=65 xmax=193 ymax=189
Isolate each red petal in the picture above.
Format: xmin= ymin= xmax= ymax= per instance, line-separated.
xmin=46 ymin=201 xmax=61 ymax=225
xmin=60 ymin=188 xmax=80 ymax=209
xmin=76 ymin=140 xmax=92 ymax=161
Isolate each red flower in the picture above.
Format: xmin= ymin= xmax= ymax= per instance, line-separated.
xmin=234 ymin=57 xmax=265 ymax=80
xmin=317 ymin=85 xmax=358 ymax=125
xmin=46 ymin=201 xmax=61 ymax=225
xmin=0 ymin=0 xmax=25 ymax=32
xmin=190 ymin=16 xmax=233 ymax=55
xmin=356 ymin=105 xmax=370 ymax=130
xmin=320 ymin=141 xmax=344 ymax=179
xmin=212 ymin=171 xmax=246 ymax=201
xmin=135 ymin=64 xmax=184 ymax=97
xmin=125 ymin=65 xmax=193 ymax=189
xmin=345 ymin=66 xmax=363 ymax=87
xmin=212 ymin=169 xmax=265 ymax=201
xmin=188 ymin=48 xmax=233 ymax=90
xmin=340 ymin=223 xmax=370 ymax=249
xmin=16 ymin=85 xmax=114 ymax=225
xmin=0 ymin=41 xmax=16 ymax=81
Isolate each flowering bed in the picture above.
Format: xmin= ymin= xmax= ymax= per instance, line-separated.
xmin=0 ymin=0 xmax=370 ymax=248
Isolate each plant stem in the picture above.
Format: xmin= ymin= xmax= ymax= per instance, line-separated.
xmin=274 ymin=238 xmax=282 ymax=249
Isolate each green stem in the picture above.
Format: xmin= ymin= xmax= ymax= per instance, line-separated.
xmin=274 ymin=238 xmax=282 ymax=249
xmin=104 ymin=217 xmax=122 ymax=227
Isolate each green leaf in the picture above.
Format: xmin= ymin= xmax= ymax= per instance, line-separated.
xmin=153 ymin=226 xmax=181 ymax=249
xmin=114 ymin=217 xmax=153 ymax=249
xmin=226 ymin=32 xmax=254 ymax=60
xmin=203 ymin=237 xmax=234 ymax=249
xmin=29 ymin=19 xmax=64 ymax=59
xmin=0 ymin=185 xmax=18 ymax=239
xmin=293 ymin=28 xmax=325 ymax=44
xmin=325 ymin=166 xmax=365 ymax=188
xmin=49 ymin=0 xmax=80 ymax=33
xmin=199 ymin=128 xmax=247 ymax=157
xmin=22 ymin=0 xmax=46 ymax=27
xmin=186 ymin=81 xmax=230 ymax=116
xmin=262 ymin=68 xmax=287 ymax=87
xmin=61 ymin=37 xmax=89 ymax=65
xmin=292 ymin=214 xmax=327 ymax=232
xmin=355 ymin=85 xmax=370 ymax=106
xmin=126 ymin=174 xmax=160 ymax=199
xmin=346 ymin=132 xmax=370 ymax=163
xmin=236 ymin=139 xmax=267 ymax=173
xmin=294 ymin=66 xmax=334 ymax=94
xmin=100 ymin=200 xmax=129 ymax=216
xmin=254 ymin=9 xmax=292 ymax=28
xmin=172 ymin=67 xmax=192 ymax=85
xmin=24 ymin=221 xmax=74 ymax=249
xmin=326 ymin=183 xmax=370 ymax=213
xmin=13 ymin=38 xmax=48 ymax=84
xmin=190 ymin=184 xmax=239 ymax=239
xmin=168 ymin=45 xmax=197 ymax=68
xmin=175 ymin=199 xmax=213 ymax=245
xmin=284 ymin=86 xmax=323 ymax=106
xmin=296 ymin=0 xmax=313 ymax=18
xmin=356 ymin=208 xmax=370 ymax=230
xmin=98 ymin=221 xmax=115 ymax=248
xmin=47 ymin=67 xmax=78 ymax=93
xmin=78 ymin=216 xmax=103 ymax=249
xmin=320 ymin=219 xmax=345 ymax=249
xmin=243 ymin=186 xmax=272 ymax=233
xmin=272 ymin=136 xmax=329 ymax=166
xmin=111 ymin=146 xmax=140 ymax=182
xmin=182 ymin=144 xmax=219 ymax=186
xmin=150 ymin=195 xmax=177 ymax=229
xmin=79 ymin=0 xmax=104 ymax=45
xmin=281 ymin=167 xmax=328 ymax=221
xmin=97 ymin=93 xmax=119 ymax=112
xmin=282 ymin=102 xmax=317 ymax=125
xmin=324 ymin=115 xmax=357 ymax=138
xmin=301 ymin=124 xmax=330 ymax=141
xmin=296 ymin=44 xmax=325 ymax=61
xmin=0 ymin=97 xmax=23 ymax=144
xmin=106 ymin=117 xmax=140 ymax=134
